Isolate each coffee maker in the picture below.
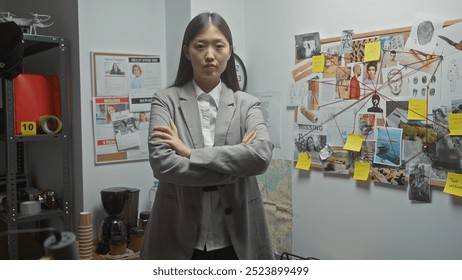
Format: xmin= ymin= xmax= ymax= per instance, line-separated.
xmin=97 ymin=187 xmax=139 ymax=254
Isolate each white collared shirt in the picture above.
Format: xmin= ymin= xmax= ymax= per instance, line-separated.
xmin=192 ymin=80 xmax=231 ymax=251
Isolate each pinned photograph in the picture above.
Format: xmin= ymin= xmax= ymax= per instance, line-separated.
xmin=405 ymin=14 xmax=444 ymax=55
xmin=322 ymin=150 xmax=353 ymax=175
xmin=319 ymin=144 xmax=334 ymax=160
xmin=380 ymin=34 xmax=405 ymax=68
xmin=370 ymin=164 xmax=406 ymax=186
xmin=293 ymin=123 xmax=326 ymax=164
xmin=344 ymin=37 xmax=379 ymax=63
xmin=111 ymin=110 xmax=141 ymax=151
xmin=373 ymin=126 xmax=403 ymax=167
xmin=357 ymin=113 xmax=376 ymax=141
xmin=408 ymin=163 xmax=431 ymax=202
xmin=295 ymin=32 xmax=321 ymax=61
xmin=359 ymin=141 xmax=376 ymax=163
xmin=427 ymin=107 xmax=462 ymax=181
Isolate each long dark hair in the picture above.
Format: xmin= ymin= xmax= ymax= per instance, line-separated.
xmin=171 ymin=12 xmax=240 ymax=92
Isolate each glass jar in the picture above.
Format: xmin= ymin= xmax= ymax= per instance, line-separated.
xmin=138 ymin=210 xmax=150 ymax=229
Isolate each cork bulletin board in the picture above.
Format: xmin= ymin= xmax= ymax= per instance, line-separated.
xmin=290 ymin=18 xmax=462 ymax=200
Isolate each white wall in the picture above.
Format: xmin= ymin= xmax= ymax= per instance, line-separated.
xmin=165 ymin=0 xmax=190 ymax=86
xmin=78 ymin=0 xmax=166 ymax=228
xmin=241 ymin=0 xmax=462 ymax=259
xmin=188 ymin=0 xmax=462 ymax=260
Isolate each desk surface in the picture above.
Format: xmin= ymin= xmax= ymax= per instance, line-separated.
xmin=79 ymin=240 xmax=141 ymax=260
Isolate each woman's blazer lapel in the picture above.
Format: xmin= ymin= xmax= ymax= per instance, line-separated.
xmin=214 ymin=86 xmax=236 ymax=146
xmin=178 ymin=82 xmax=204 ymax=149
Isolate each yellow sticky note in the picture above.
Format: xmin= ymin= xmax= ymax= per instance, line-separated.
xmin=364 ymin=41 xmax=381 ymax=62
xmin=20 ymin=121 xmax=37 ymax=136
xmin=312 ymin=55 xmax=325 ymax=73
xmin=444 ymin=172 xmax=462 ymax=197
xmin=295 ymin=153 xmax=312 ymax=171
xmin=408 ymin=100 xmax=427 ymax=120
xmin=353 ymin=161 xmax=371 ymax=181
xmin=343 ymin=134 xmax=363 ymax=152
xmin=448 ymin=114 xmax=462 ymax=136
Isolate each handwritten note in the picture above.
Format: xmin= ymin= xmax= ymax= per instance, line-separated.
xmin=312 ymin=55 xmax=325 ymax=73
xmin=444 ymin=172 xmax=462 ymax=197
xmin=364 ymin=41 xmax=381 ymax=62
xmin=408 ymin=99 xmax=427 ymax=120
xmin=353 ymin=161 xmax=371 ymax=181
xmin=343 ymin=134 xmax=363 ymax=152
xmin=448 ymin=114 xmax=462 ymax=136
xmin=295 ymin=153 xmax=312 ymax=171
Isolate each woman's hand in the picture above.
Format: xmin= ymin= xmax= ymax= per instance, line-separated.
xmin=242 ymin=130 xmax=256 ymax=144
xmin=152 ymin=119 xmax=192 ymax=158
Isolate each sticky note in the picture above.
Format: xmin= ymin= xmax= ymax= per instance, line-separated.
xmin=295 ymin=153 xmax=312 ymax=171
xmin=364 ymin=41 xmax=381 ymax=62
xmin=448 ymin=114 xmax=462 ymax=136
xmin=312 ymin=55 xmax=325 ymax=73
xmin=343 ymin=134 xmax=363 ymax=152
xmin=444 ymin=172 xmax=462 ymax=197
xmin=353 ymin=161 xmax=371 ymax=181
xmin=20 ymin=121 xmax=37 ymax=136
xmin=408 ymin=100 xmax=427 ymax=120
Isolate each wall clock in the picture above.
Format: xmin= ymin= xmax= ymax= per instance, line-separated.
xmin=234 ymin=53 xmax=247 ymax=91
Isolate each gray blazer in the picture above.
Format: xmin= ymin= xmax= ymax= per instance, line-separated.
xmin=140 ymin=81 xmax=274 ymax=260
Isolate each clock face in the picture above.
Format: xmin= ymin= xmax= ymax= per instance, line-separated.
xmin=234 ymin=54 xmax=247 ymax=91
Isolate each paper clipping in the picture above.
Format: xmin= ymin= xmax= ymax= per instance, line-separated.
xmin=92 ymin=97 xmax=150 ymax=164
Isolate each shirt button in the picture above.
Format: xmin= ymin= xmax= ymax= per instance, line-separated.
xmin=224 ymin=207 xmax=232 ymax=215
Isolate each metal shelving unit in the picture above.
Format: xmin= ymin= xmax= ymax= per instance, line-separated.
xmin=0 ymin=34 xmax=71 ymax=259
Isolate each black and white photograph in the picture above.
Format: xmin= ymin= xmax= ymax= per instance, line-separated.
xmin=295 ymin=32 xmax=321 ymax=61
xmin=111 ymin=110 xmax=141 ymax=151
xmin=385 ymin=100 xmax=408 ymax=127
xmin=293 ymin=123 xmax=326 ymax=164
xmin=408 ymin=163 xmax=431 ymax=202
xmin=427 ymin=107 xmax=462 ymax=181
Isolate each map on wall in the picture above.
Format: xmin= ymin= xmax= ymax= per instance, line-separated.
xmin=257 ymin=159 xmax=293 ymax=255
